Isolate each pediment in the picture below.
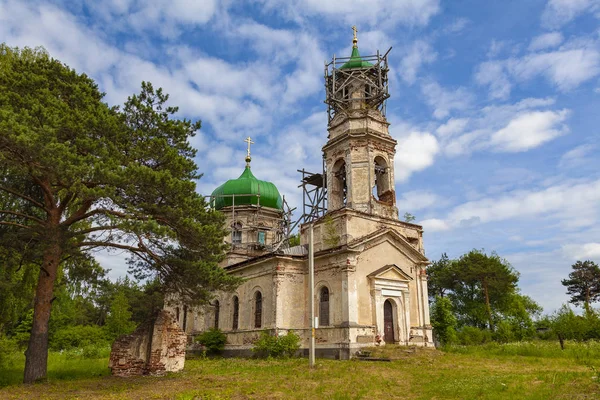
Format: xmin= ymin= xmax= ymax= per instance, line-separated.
xmin=368 ymin=264 xmax=413 ymax=281
xmin=347 ymin=228 xmax=429 ymax=264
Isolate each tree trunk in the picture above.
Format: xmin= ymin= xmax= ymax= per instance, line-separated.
xmin=482 ymin=279 xmax=494 ymax=331
xmin=23 ymin=241 xmax=61 ymax=384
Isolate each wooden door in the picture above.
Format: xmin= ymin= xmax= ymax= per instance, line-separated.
xmin=384 ymin=300 xmax=395 ymax=343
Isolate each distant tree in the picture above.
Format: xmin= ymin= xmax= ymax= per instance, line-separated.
xmin=288 ymin=233 xmax=301 ymax=247
xmin=452 ymin=250 xmax=519 ymax=331
xmin=403 ymin=212 xmax=416 ymax=223
xmin=430 ymin=296 xmax=457 ymax=345
xmin=104 ymin=291 xmax=136 ymax=340
xmin=561 ymin=260 xmax=600 ymax=310
xmin=0 ymin=45 xmax=239 ymax=383
xmin=426 ymin=253 xmax=454 ymax=299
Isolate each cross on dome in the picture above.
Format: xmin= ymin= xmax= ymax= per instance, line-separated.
xmin=352 ymin=25 xmax=358 ymax=48
xmin=244 ymin=136 xmax=254 ymax=166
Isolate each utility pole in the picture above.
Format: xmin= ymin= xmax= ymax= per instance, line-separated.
xmin=309 ymin=223 xmax=315 ymax=368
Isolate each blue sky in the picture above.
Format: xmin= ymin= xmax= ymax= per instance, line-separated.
xmin=1 ymin=0 xmax=599 ymax=314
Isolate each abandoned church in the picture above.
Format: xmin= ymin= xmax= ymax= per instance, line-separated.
xmin=166 ymin=30 xmax=434 ymax=359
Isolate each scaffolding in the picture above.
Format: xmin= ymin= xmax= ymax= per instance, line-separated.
xmin=324 ymin=47 xmax=392 ymax=124
xmin=292 ymin=158 xmax=327 ymax=231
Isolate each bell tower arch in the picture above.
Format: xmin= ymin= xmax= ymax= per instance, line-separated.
xmin=323 ymin=28 xmax=398 ymax=219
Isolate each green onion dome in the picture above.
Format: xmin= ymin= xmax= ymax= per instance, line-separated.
xmin=340 ymin=46 xmax=373 ymax=70
xmin=211 ymin=166 xmax=283 ymax=210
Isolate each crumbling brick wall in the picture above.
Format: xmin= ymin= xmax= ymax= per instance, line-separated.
xmin=109 ymin=310 xmax=187 ymax=377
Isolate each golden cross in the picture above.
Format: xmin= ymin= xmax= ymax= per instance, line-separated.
xmin=352 ymin=25 xmax=358 ymax=47
xmin=244 ymin=136 xmax=254 ymax=157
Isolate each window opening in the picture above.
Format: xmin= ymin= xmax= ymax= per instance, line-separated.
xmin=232 ymin=222 xmax=242 ymax=245
xmin=319 ymin=287 xmax=330 ymax=326
xmin=214 ymin=300 xmax=220 ymax=329
xmin=232 ymin=296 xmax=239 ymax=330
xmin=254 ymin=292 xmax=262 ymax=328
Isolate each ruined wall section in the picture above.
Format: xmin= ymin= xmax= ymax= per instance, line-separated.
xmin=109 ymin=310 xmax=186 ymax=377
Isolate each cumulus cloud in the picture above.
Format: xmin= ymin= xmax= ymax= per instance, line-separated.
xmin=562 ymin=243 xmax=600 ymax=260
xmin=541 ymin=0 xmax=600 ymax=28
xmin=427 ymin=178 xmax=600 ymax=230
xmin=421 ymin=81 xmax=474 ymax=119
xmin=398 ymin=190 xmax=443 ymax=212
xmin=393 ymin=131 xmax=440 ymax=182
xmin=476 ymin=38 xmax=600 ymax=97
xmin=528 ymin=32 xmax=564 ymax=51
xmin=490 ymin=109 xmax=570 ymax=152
xmin=399 ymin=40 xmax=437 ymax=84
xmin=257 ymin=0 xmax=441 ymax=27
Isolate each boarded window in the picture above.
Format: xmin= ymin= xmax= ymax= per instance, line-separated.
xmin=232 ymin=296 xmax=239 ymax=330
xmin=254 ymin=292 xmax=262 ymax=328
xmin=232 ymin=222 xmax=242 ymax=244
xmin=319 ymin=287 xmax=330 ymax=326
xmin=214 ymin=300 xmax=220 ymax=329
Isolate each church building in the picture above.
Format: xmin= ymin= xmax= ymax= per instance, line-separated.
xmin=167 ymin=29 xmax=434 ymax=358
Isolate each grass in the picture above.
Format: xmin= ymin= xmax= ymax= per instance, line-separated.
xmin=0 ymin=341 xmax=599 ymax=399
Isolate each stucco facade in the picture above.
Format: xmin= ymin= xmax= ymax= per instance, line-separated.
xmin=166 ymin=36 xmax=434 ymax=358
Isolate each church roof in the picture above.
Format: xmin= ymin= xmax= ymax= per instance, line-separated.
xmin=211 ymin=165 xmax=283 ymax=210
xmin=340 ymin=46 xmax=373 ymax=70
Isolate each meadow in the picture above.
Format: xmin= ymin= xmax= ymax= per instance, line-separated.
xmin=1 ymin=341 xmax=599 ymax=399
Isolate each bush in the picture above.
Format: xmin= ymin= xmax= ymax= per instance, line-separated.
xmin=195 ymin=328 xmax=227 ymax=355
xmin=457 ymin=326 xmax=492 ymax=346
xmin=252 ymin=330 xmax=301 ymax=358
xmin=0 ymin=335 xmax=18 ymax=368
xmin=50 ymin=325 xmax=109 ymax=351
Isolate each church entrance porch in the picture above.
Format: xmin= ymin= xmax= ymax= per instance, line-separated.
xmin=384 ymin=299 xmax=395 ymax=343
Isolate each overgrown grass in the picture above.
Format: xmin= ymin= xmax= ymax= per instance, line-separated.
xmin=0 ymin=345 xmax=111 ymax=387
xmin=1 ymin=342 xmax=599 ymax=399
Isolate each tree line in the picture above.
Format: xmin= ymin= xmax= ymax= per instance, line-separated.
xmin=428 ymin=250 xmax=600 ymax=347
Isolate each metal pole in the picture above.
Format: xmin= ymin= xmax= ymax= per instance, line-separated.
xmin=309 ymin=223 xmax=315 ymax=368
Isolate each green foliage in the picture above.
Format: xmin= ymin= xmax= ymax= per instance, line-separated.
xmin=50 ymin=325 xmax=108 ymax=351
xmin=430 ymin=296 xmax=457 ymax=345
xmin=195 ymin=328 xmax=227 ymax=355
xmin=0 ymin=334 xmax=18 ymax=369
xmin=288 ymin=233 xmax=301 ymax=247
xmin=456 ymin=326 xmax=493 ymax=345
xmin=322 ymin=215 xmax=340 ymax=248
xmin=103 ymin=291 xmax=136 ymax=340
xmin=252 ymin=330 xmax=301 ymax=358
xmin=403 ymin=212 xmax=416 ymax=223
xmin=562 ymin=260 xmax=600 ymax=308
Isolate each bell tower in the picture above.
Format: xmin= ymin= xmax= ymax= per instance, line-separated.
xmin=323 ymin=27 xmax=398 ymax=219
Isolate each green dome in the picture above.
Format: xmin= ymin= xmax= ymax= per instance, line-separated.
xmin=211 ymin=166 xmax=283 ymax=210
xmin=340 ymin=46 xmax=373 ymax=70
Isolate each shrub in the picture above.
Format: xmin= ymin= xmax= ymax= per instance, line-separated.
xmin=493 ymin=320 xmax=514 ymax=344
xmin=0 ymin=335 xmax=18 ymax=368
xmin=252 ymin=330 xmax=301 ymax=358
xmin=50 ymin=325 xmax=109 ymax=351
xmin=457 ymin=326 xmax=492 ymax=345
xmin=195 ymin=328 xmax=227 ymax=355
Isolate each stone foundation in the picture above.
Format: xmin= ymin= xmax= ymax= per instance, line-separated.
xmin=109 ymin=310 xmax=186 ymax=377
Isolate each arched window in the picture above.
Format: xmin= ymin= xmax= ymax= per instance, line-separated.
xmin=183 ymin=305 xmax=188 ymax=331
xmin=232 ymin=222 xmax=242 ymax=245
xmin=319 ymin=287 xmax=330 ymax=326
xmin=232 ymin=296 xmax=239 ymax=330
xmin=214 ymin=300 xmax=220 ymax=329
xmin=373 ymin=156 xmax=392 ymax=204
xmin=254 ymin=291 xmax=262 ymax=328
xmin=331 ymin=159 xmax=347 ymax=210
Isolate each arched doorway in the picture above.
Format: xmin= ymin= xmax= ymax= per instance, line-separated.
xmin=384 ymin=299 xmax=395 ymax=344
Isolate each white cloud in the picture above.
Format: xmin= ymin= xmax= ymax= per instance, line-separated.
xmin=563 ymin=243 xmax=600 ymax=260
xmin=257 ymin=0 xmax=441 ymax=27
xmin=421 ymin=81 xmax=474 ymax=119
xmin=528 ymin=32 xmax=564 ymax=51
xmin=399 ymin=40 xmax=437 ymax=84
xmin=430 ymin=179 xmax=600 ymax=230
xmin=436 ymin=118 xmax=469 ymax=138
xmin=420 ymin=218 xmax=450 ymax=232
xmin=398 ymin=190 xmax=442 ymax=212
xmin=509 ymin=47 xmax=600 ymax=91
xmin=475 ymin=61 xmax=511 ymax=100
xmin=393 ymin=131 xmax=440 ymax=182
xmin=559 ymin=144 xmax=597 ymax=168
xmin=490 ymin=109 xmax=570 ymax=152
xmin=541 ymin=0 xmax=600 ymax=28
xmin=476 ymin=39 xmax=600 ymax=98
